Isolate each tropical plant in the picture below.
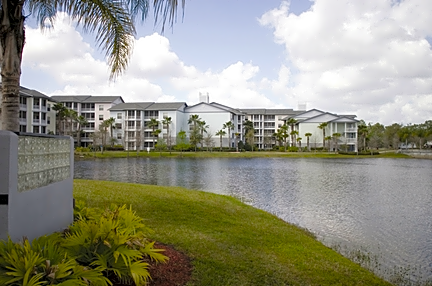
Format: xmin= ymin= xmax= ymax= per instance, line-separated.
xmin=0 ymin=0 xmax=184 ymax=132
xmin=198 ymin=120 xmax=209 ymax=149
xmin=105 ymin=117 xmax=116 ymax=146
xmin=203 ymin=132 xmax=214 ymax=151
xmin=290 ymin=130 xmax=299 ymax=147
xmin=357 ymin=121 xmax=368 ymax=151
xmin=325 ymin=135 xmax=332 ymax=151
xmin=75 ymin=115 xmax=88 ymax=147
xmin=0 ymin=235 xmax=109 ymax=286
xmin=332 ymin=132 xmax=341 ymax=152
xmin=52 ymin=103 xmax=68 ymax=135
xmin=215 ymin=129 xmax=226 ymax=151
xmin=62 ymin=204 xmax=167 ymax=285
xmin=148 ymin=118 xmax=160 ymax=149
xmin=175 ymin=129 xmax=190 ymax=155
xmin=279 ymin=124 xmax=289 ymax=151
xmin=286 ymin=118 xmax=297 ymax=147
xmin=243 ymin=120 xmax=254 ymax=149
xmin=234 ymin=132 xmax=240 ymax=152
xmin=305 ymin=132 xmax=312 ymax=151
xmin=318 ymin=122 xmax=328 ymax=149
xmin=223 ymin=121 xmax=234 ymax=149
xmin=162 ymin=116 xmax=172 ymax=154
xmin=155 ymin=137 xmax=167 ymax=156
xmin=296 ymin=137 xmax=302 ymax=150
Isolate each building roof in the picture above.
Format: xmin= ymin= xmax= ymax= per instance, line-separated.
xmin=239 ymin=108 xmax=301 ymax=116
xmin=209 ymin=102 xmax=244 ymax=115
xmin=0 ymin=85 xmax=51 ymax=100
xmin=109 ymin=102 xmax=154 ymax=111
xmin=50 ymin=95 xmax=123 ymax=103
xmin=145 ymin=102 xmax=187 ymax=111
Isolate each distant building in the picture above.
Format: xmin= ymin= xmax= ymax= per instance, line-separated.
xmin=0 ymin=85 xmax=57 ymax=134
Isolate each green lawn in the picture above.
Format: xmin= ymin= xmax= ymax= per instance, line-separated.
xmin=76 ymin=150 xmax=410 ymax=159
xmin=74 ymin=179 xmax=392 ymax=286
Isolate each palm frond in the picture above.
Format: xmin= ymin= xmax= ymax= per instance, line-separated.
xmin=153 ymin=0 xmax=185 ymax=33
xmin=28 ymin=0 xmax=57 ymax=29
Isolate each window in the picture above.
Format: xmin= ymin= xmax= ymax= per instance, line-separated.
xmin=117 ymin=113 xmax=122 ymax=119
xmin=19 ymin=111 xmax=26 ymax=119
xmin=99 ymin=115 xmax=103 ymax=120
xmin=20 ymin=97 xmax=27 ymax=105
xmin=115 ymin=123 xmax=122 ymax=129
xmin=65 ymin=102 xmax=72 ymax=108
xmin=33 ymin=126 xmax=40 ymax=133
xmin=47 ymin=104 xmax=51 ymax=111
xmin=117 ymin=133 xmax=122 ymax=139
xmin=136 ymin=121 xmax=141 ymax=128
xmin=19 ymin=125 xmax=27 ymax=132
xmin=47 ymin=116 xmax=51 ymax=124
xmin=99 ymin=105 xmax=104 ymax=111
xmin=41 ymin=126 xmax=46 ymax=134
xmin=127 ymin=121 xmax=135 ymax=128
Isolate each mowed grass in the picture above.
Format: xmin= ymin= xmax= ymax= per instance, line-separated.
xmin=74 ymin=179 xmax=391 ymax=286
xmin=76 ymin=150 xmax=410 ymax=159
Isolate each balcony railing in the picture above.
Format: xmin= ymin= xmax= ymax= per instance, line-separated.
xmin=33 ymin=105 xmax=41 ymax=110
xmin=345 ymin=128 xmax=357 ymax=132
xmin=144 ymin=116 xmax=159 ymax=120
xmin=81 ymin=108 xmax=95 ymax=112
xmin=33 ymin=119 xmax=40 ymax=124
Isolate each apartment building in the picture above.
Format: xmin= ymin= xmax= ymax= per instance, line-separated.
xmin=50 ymin=95 xmax=124 ymax=146
xmin=109 ymin=102 xmax=187 ymax=150
xmin=0 ymin=85 xmax=57 ymax=134
xmin=288 ymin=109 xmax=359 ymax=151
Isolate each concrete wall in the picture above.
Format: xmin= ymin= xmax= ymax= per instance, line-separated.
xmin=0 ymin=131 xmax=74 ymax=241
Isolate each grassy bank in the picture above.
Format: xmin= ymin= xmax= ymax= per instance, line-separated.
xmin=75 ymin=150 xmax=410 ymax=159
xmin=74 ymin=179 xmax=391 ymax=286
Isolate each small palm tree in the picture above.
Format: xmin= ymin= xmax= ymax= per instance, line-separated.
xmin=325 ymin=136 xmax=332 ymax=151
xmin=106 ymin=117 xmax=116 ymax=146
xmin=332 ymin=133 xmax=341 ymax=152
xmin=290 ymin=130 xmax=299 ymax=147
xmin=162 ymin=116 xmax=172 ymax=154
xmin=215 ymin=129 xmax=226 ymax=151
xmin=148 ymin=118 xmax=160 ymax=149
xmin=305 ymin=132 xmax=312 ymax=151
xmin=279 ymin=124 xmax=289 ymax=151
xmin=297 ymin=137 xmax=302 ymax=151
xmin=75 ymin=115 xmax=88 ymax=147
xmin=318 ymin=122 xmax=328 ymax=149
xmin=223 ymin=121 xmax=235 ymax=149
xmin=286 ymin=118 xmax=297 ymax=147
xmin=198 ymin=120 xmax=209 ymax=149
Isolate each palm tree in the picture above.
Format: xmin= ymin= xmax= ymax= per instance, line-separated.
xmin=325 ymin=136 xmax=332 ymax=151
xmin=243 ymin=120 xmax=254 ymax=149
xmin=297 ymin=137 xmax=302 ymax=151
xmin=52 ymin=103 xmax=68 ymax=135
xmin=279 ymin=124 xmax=289 ymax=151
xmin=286 ymin=118 xmax=297 ymax=147
xmin=215 ymin=129 xmax=226 ymax=151
xmin=162 ymin=116 xmax=172 ymax=154
xmin=305 ymin=132 xmax=312 ymax=151
xmin=75 ymin=115 xmax=88 ymax=147
xmin=358 ymin=122 xmax=368 ymax=151
xmin=318 ymin=122 xmax=328 ymax=149
xmin=223 ymin=121 xmax=234 ymax=149
xmin=198 ymin=120 xmax=209 ymax=149
xmin=0 ymin=0 xmax=184 ymax=132
xmin=332 ymin=133 xmax=341 ymax=152
xmin=148 ymin=118 xmax=159 ymax=149
xmin=290 ymin=130 xmax=299 ymax=147
xmin=188 ymin=114 xmax=201 ymax=151
xmin=105 ymin=117 xmax=116 ymax=146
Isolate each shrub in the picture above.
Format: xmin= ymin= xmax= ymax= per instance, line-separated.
xmin=75 ymin=146 xmax=90 ymax=152
xmin=63 ymin=204 xmax=168 ymax=285
xmin=287 ymin=146 xmax=299 ymax=152
xmin=0 ymin=234 xmax=109 ymax=285
xmin=338 ymin=151 xmax=380 ymax=155
xmin=279 ymin=147 xmax=285 ymax=152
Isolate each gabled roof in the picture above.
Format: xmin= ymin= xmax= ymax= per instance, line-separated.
xmin=297 ymin=112 xmax=341 ymax=123
xmin=146 ymin=102 xmax=187 ymax=111
xmin=50 ymin=95 xmax=124 ymax=103
xmin=185 ymin=102 xmax=234 ymax=113
xmin=210 ymin=102 xmax=244 ymax=115
xmin=0 ymin=84 xmax=51 ymax=100
xmin=239 ymin=108 xmax=301 ymax=116
xmin=109 ymin=102 xmax=153 ymax=111
xmin=328 ymin=116 xmax=359 ymax=123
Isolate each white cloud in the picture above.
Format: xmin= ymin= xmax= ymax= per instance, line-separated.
xmin=260 ymin=0 xmax=432 ymax=124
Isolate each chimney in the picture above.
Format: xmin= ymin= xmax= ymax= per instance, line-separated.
xmin=199 ymin=92 xmax=209 ymax=103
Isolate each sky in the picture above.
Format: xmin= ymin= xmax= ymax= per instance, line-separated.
xmin=20 ymin=0 xmax=432 ymax=125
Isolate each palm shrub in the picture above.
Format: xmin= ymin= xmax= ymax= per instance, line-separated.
xmin=63 ymin=204 xmax=168 ymax=285
xmin=0 ymin=234 xmax=109 ymax=286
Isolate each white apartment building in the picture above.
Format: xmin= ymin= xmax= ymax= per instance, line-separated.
xmin=50 ymin=95 xmax=124 ymax=146
xmin=0 ymin=85 xmax=57 ymax=134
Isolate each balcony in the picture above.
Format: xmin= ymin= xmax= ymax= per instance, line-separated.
xmin=33 ymin=105 xmax=41 ymax=111
xmin=82 ymin=126 xmax=95 ymax=131
xmin=20 ymin=104 xmax=27 ymax=110
xmin=345 ymin=128 xmax=357 ymax=132
xmin=33 ymin=119 xmax=40 ymax=124
xmin=81 ymin=108 xmax=95 ymax=112
xmin=144 ymin=116 xmax=158 ymax=120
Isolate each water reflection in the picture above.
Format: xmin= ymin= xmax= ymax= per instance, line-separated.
xmin=75 ymin=157 xmax=432 ymax=280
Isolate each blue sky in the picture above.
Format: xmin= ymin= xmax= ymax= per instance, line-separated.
xmin=20 ymin=0 xmax=432 ymax=125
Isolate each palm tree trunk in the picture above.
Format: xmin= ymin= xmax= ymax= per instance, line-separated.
xmin=0 ymin=0 xmax=25 ymax=132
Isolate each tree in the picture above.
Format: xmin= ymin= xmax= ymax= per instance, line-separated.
xmin=223 ymin=121 xmax=234 ymax=149
xmin=148 ymin=118 xmax=160 ymax=149
xmin=188 ymin=114 xmax=201 ymax=151
xmin=162 ymin=116 xmax=172 ymax=154
xmin=243 ymin=120 xmax=254 ymax=150
xmin=318 ymin=122 xmax=328 ymax=149
xmin=155 ymin=138 xmax=167 ymax=156
xmin=198 ymin=120 xmax=209 ymax=149
xmin=290 ymin=130 xmax=299 ymax=147
xmin=297 ymin=137 xmax=302 ymax=151
xmin=234 ymin=132 xmax=240 ymax=152
xmin=175 ymin=129 xmax=189 ymax=156
xmin=215 ymin=129 xmax=226 ymax=151
xmin=105 ymin=117 xmax=116 ymax=146
xmin=357 ymin=121 xmax=368 ymax=151
xmin=286 ymin=118 xmax=297 ymax=147
xmin=325 ymin=136 xmax=332 ymax=151
xmin=332 ymin=133 xmax=341 ymax=152
xmin=203 ymin=132 xmax=214 ymax=152
xmin=279 ymin=124 xmax=289 ymax=151
xmin=52 ymin=103 xmax=68 ymax=135
xmin=75 ymin=115 xmax=88 ymax=147
xmin=305 ymin=132 xmax=312 ymax=151
xmin=1 ymin=0 xmax=184 ymax=132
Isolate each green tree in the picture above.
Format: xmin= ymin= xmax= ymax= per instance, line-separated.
xmin=286 ymin=118 xmax=297 ymax=147
xmin=215 ymin=129 xmax=226 ymax=151
xmin=148 ymin=118 xmax=160 ymax=149
xmin=175 ymin=129 xmax=190 ymax=156
xmin=318 ymin=122 xmax=328 ymax=149
xmin=198 ymin=120 xmax=209 ymax=149
xmin=279 ymin=124 xmax=289 ymax=151
xmin=223 ymin=121 xmax=234 ymax=149
xmin=325 ymin=136 xmax=332 ymax=151
xmin=75 ymin=115 xmax=88 ymax=147
xmin=1 ymin=0 xmax=184 ymax=132
xmin=188 ymin=114 xmax=201 ymax=151
xmin=332 ymin=132 xmax=341 ymax=152
xmin=155 ymin=137 xmax=166 ymax=156
xmin=162 ymin=116 xmax=172 ymax=154
xmin=305 ymin=132 xmax=312 ymax=151
xmin=52 ymin=103 xmax=68 ymax=135
xmin=290 ymin=130 xmax=299 ymax=147
xmin=297 ymin=137 xmax=302 ymax=151
xmin=243 ymin=120 xmax=254 ymax=149
xmin=357 ymin=121 xmax=368 ymax=151
xmin=105 ymin=117 xmax=116 ymax=146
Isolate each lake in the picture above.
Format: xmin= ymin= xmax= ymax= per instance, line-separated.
xmin=75 ymin=157 xmax=432 ymax=281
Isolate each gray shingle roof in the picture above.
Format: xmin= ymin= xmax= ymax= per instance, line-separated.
xmin=145 ymin=102 xmax=187 ymax=110
xmin=109 ymin=102 xmax=154 ymax=111
xmin=239 ymin=108 xmax=301 ymax=115
xmin=50 ymin=95 xmax=123 ymax=103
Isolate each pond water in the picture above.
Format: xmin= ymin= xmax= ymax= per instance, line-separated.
xmin=75 ymin=157 xmax=432 ymax=281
